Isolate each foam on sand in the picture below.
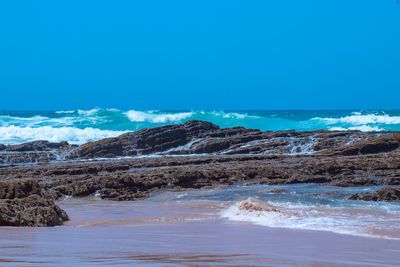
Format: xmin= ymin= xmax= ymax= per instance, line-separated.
xmin=221 ymin=198 xmax=400 ymax=240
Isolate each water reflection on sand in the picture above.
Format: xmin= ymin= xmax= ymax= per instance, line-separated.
xmin=1 ymin=186 xmax=400 ymax=266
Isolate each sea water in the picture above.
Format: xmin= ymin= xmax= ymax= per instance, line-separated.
xmin=1 ymin=185 xmax=400 ymax=266
xmin=1 ymin=109 xmax=400 ymax=145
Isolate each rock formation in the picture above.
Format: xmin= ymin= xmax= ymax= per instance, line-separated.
xmin=0 ymin=179 xmax=68 ymax=226
xmin=1 ymin=121 xmax=400 ymax=226
xmin=349 ymin=187 xmax=400 ymax=202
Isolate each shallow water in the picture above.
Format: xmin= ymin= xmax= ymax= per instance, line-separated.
xmin=1 ymin=184 xmax=400 ymax=266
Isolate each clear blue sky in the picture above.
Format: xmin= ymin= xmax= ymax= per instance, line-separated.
xmin=1 ymin=0 xmax=399 ymax=110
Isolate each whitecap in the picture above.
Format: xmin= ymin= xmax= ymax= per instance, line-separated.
xmin=329 ymin=125 xmax=382 ymax=132
xmin=77 ymin=108 xmax=101 ymax=115
xmin=313 ymin=114 xmax=400 ymax=125
xmin=125 ymin=110 xmax=193 ymax=123
xmin=0 ymin=126 xmax=126 ymax=145
xmin=55 ymin=110 xmax=75 ymax=114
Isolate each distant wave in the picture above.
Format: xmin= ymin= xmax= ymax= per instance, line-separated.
xmin=0 ymin=126 xmax=126 ymax=145
xmin=55 ymin=110 xmax=75 ymax=114
xmin=313 ymin=114 xmax=400 ymax=125
xmin=125 ymin=110 xmax=193 ymax=123
xmin=1 ymin=109 xmax=400 ymax=145
xmin=329 ymin=125 xmax=383 ymax=132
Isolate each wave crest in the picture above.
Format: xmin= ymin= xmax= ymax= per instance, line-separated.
xmin=221 ymin=198 xmax=400 ymax=239
xmin=0 ymin=126 xmax=126 ymax=145
xmin=125 ymin=110 xmax=193 ymax=123
xmin=314 ymin=114 xmax=400 ymax=125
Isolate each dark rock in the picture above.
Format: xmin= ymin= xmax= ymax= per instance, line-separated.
xmin=77 ymin=120 xmax=220 ymax=158
xmin=0 ymin=179 xmax=68 ymax=226
xmin=2 ymin=122 xmax=400 ymax=227
xmin=332 ymin=135 xmax=400 ymax=156
xmin=0 ymin=195 xmax=68 ymax=226
xmin=348 ymin=187 xmax=400 ymax=202
xmin=330 ymin=178 xmax=380 ymax=187
xmin=6 ymin=140 xmax=69 ymax=152
xmin=0 ymin=144 xmax=5 ymax=151
xmin=0 ymin=179 xmax=42 ymax=199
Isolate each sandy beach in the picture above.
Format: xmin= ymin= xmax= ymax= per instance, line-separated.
xmin=1 ymin=194 xmax=400 ymax=266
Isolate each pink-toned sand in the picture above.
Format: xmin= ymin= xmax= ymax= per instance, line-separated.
xmin=0 ymin=196 xmax=399 ymax=266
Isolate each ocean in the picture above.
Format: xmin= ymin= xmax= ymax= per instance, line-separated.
xmin=1 ymin=109 xmax=400 ymax=145
xmin=1 ymin=109 xmax=400 ymax=266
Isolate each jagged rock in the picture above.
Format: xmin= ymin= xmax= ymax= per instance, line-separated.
xmin=0 ymin=179 xmax=42 ymax=199
xmin=0 ymin=144 xmax=5 ymax=151
xmin=0 ymin=151 xmax=58 ymax=165
xmin=332 ymin=135 xmax=400 ymax=156
xmin=6 ymin=140 xmax=69 ymax=152
xmin=2 ymin=122 xmax=400 ymax=227
xmin=0 ymin=195 xmax=69 ymax=226
xmin=77 ymin=120 xmax=221 ymax=158
xmin=348 ymin=187 xmax=400 ymax=202
xmin=0 ymin=179 xmax=68 ymax=226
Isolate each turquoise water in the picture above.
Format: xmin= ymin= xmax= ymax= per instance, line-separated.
xmin=163 ymin=183 xmax=400 ymax=239
xmin=1 ymin=109 xmax=400 ymax=144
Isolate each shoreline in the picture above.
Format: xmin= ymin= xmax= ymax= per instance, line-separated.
xmin=1 ymin=195 xmax=400 ymax=266
xmin=1 ymin=120 xmax=400 ymax=228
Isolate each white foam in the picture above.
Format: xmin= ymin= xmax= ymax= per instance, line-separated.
xmin=221 ymin=198 xmax=400 ymax=240
xmin=314 ymin=114 xmax=400 ymax=125
xmin=164 ymin=138 xmax=205 ymax=152
xmin=208 ymin=111 xmax=260 ymax=119
xmin=125 ymin=110 xmax=193 ymax=123
xmin=0 ymin=115 xmax=50 ymax=126
xmin=77 ymin=108 xmax=101 ymax=115
xmin=0 ymin=126 xmax=126 ymax=145
xmin=329 ymin=125 xmax=382 ymax=132
xmin=55 ymin=110 xmax=75 ymax=114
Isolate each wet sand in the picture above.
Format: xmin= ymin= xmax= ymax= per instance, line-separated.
xmin=1 ymin=195 xmax=399 ymax=266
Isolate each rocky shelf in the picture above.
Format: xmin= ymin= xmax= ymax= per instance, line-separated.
xmin=1 ymin=120 xmax=400 ymax=226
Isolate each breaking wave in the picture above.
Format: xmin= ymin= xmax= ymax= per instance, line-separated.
xmin=125 ymin=110 xmax=193 ymax=123
xmin=0 ymin=126 xmax=126 ymax=145
xmin=221 ymin=198 xmax=400 ymax=240
xmin=314 ymin=114 xmax=400 ymax=126
xmin=1 ymin=109 xmax=400 ymax=144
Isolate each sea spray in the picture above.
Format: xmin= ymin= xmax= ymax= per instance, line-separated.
xmin=1 ymin=109 xmax=400 ymax=145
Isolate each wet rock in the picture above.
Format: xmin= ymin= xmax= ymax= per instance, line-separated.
xmin=238 ymin=199 xmax=280 ymax=212
xmin=330 ymin=178 xmax=380 ymax=187
xmin=0 ymin=195 xmax=68 ymax=226
xmin=0 ymin=144 xmax=5 ymax=151
xmin=0 ymin=151 xmax=58 ymax=165
xmin=1 ymin=123 xmax=400 ymax=227
xmin=77 ymin=120 xmax=221 ymax=158
xmin=332 ymin=135 xmax=400 ymax=156
xmin=0 ymin=179 xmax=42 ymax=199
xmin=0 ymin=179 xmax=68 ymax=226
xmin=6 ymin=140 xmax=69 ymax=152
xmin=348 ymin=187 xmax=400 ymax=202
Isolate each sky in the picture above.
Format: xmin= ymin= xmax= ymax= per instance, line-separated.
xmin=0 ymin=0 xmax=399 ymax=110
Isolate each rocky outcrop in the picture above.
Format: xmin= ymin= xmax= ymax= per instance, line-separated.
xmin=0 ymin=151 xmax=59 ymax=165
xmin=348 ymin=187 xmax=400 ymax=202
xmin=6 ymin=140 xmax=69 ymax=152
xmin=3 ymin=122 xmax=400 ymax=165
xmin=2 ymin=122 xmax=400 ymax=226
xmin=75 ymin=121 xmax=368 ymax=158
xmin=0 ymin=179 xmax=68 ymax=226
xmin=331 ymin=135 xmax=400 ymax=156
xmin=0 ymin=144 xmax=5 ymax=151
xmin=77 ymin=120 xmax=221 ymax=158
